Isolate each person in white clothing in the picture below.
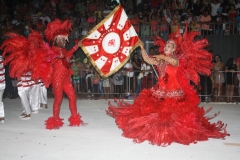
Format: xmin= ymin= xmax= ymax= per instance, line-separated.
xmin=124 ymin=59 xmax=134 ymax=94
xmin=0 ymin=56 xmax=5 ymax=123
xmin=39 ymin=80 xmax=48 ymax=109
xmin=39 ymin=12 xmax=51 ymax=25
xmin=102 ymin=5 xmax=112 ymax=18
xmin=141 ymin=62 xmax=153 ymax=89
xmin=211 ymin=0 xmax=221 ymax=21
xmin=234 ymin=0 xmax=240 ymax=14
xmin=18 ymin=72 xmax=40 ymax=120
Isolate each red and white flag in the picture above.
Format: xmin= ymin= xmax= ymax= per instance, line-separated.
xmin=79 ymin=5 xmax=140 ymax=78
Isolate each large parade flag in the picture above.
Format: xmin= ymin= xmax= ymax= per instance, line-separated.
xmin=79 ymin=5 xmax=140 ymax=78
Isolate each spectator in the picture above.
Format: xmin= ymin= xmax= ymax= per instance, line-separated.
xmin=34 ymin=19 xmax=46 ymax=36
xmin=175 ymin=0 xmax=186 ymax=16
xmin=125 ymin=0 xmax=134 ymax=13
xmin=159 ymin=16 xmax=169 ymax=39
xmin=30 ymin=9 xmax=40 ymax=24
xmin=92 ymin=71 xmax=100 ymax=100
xmin=93 ymin=12 xmax=102 ymax=26
xmin=141 ymin=16 xmax=150 ymax=37
xmin=192 ymin=0 xmax=202 ymax=18
xmin=228 ymin=4 xmax=238 ymax=21
xmin=162 ymin=1 xmax=171 ymax=17
xmin=170 ymin=18 xmax=180 ymax=34
xmin=236 ymin=12 xmax=240 ymax=32
xmin=141 ymin=61 xmax=153 ymax=89
xmin=50 ymin=0 xmax=58 ymax=8
xmin=77 ymin=58 xmax=86 ymax=93
xmin=98 ymin=76 xmax=104 ymax=99
xmin=200 ymin=10 xmax=211 ymax=36
xmin=79 ymin=16 xmax=90 ymax=37
xmin=112 ymin=70 xmax=124 ymax=100
xmin=151 ymin=0 xmax=161 ymax=12
xmin=228 ymin=4 xmax=238 ymax=33
xmin=137 ymin=0 xmax=147 ymax=13
xmin=58 ymin=0 xmax=66 ymax=11
xmin=75 ymin=0 xmax=86 ymax=16
xmin=23 ymin=20 xmax=31 ymax=37
xmin=132 ymin=52 xmax=142 ymax=96
xmin=165 ymin=9 xmax=172 ymax=24
xmin=214 ymin=10 xmax=224 ymax=35
xmin=127 ymin=9 xmax=134 ymax=19
xmin=94 ymin=5 xmax=103 ymax=20
xmin=130 ymin=13 xmax=141 ymax=35
xmin=42 ymin=1 xmax=54 ymax=17
xmin=137 ymin=11 xmax=144 ymax=22
xmin=149 ymin=10 xmax=158 ymax=36
xmin=235 ymin=0 xmax=240 ymax=14
xmin=4 ymin=19 xmax=14 ymax=31
xmin=225 ymin=58 xmax=237 ymax=103
xmin=123 ymin=59 xmax=134 ymax=94
xmin=210 ymin=0 xmax=221 ymax=21
xmin=189 ymin=15 xmax=201 ymax=31
xmin=212 ymin=54 xmax=225 ymax=102
xmin=39 ymin=12 xmax=51 ymax=25
xmin=221 ymin=4 xmax=230 ymax=19
xmin=11 ymin=15 xmax=18 ymax=25
xmin=85 ymin=60 xmax=93 ymax=97
xmin=170 ymin=0 xmax=177 ymax=15
xmin=13 ymin=16 xmax=24 ymax=33
xmin=102 ymin=5 xmax=112 ymax=18
xmin=88 ymin=0 xmax=97 ymax=14
xmin=142 ymin=2 xmax=151 ymax=17
xmin=199 ymin=73 xmax=213 ymax=102
xmin=223 ymin=23 xmax=230 ymax=35
xmin=71 ymin=61 xmax=80 ymax=94
xmin=103 ymin=78 xmax=110 ymax=100
xmin=173 ymin=10 xmax=182 ymax=23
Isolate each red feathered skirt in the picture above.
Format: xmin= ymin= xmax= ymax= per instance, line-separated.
xmin=107 ymin=68 xmax=229 ymax=146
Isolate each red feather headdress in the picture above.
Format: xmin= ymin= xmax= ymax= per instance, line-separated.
xmin=44 ymin=19 xmax=72 ymax=42
xmin=154 ymin=23 xmax=212 ymax=85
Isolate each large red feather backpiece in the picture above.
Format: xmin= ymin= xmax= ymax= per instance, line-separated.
xmin=1 ymin=30 xmax=55 ymax=87
xmin=154 ymin=24 xmax=212 ymax=85
xmin=0 ymin=31 xmax=44 ymax=78
xmin=1 ymin=19 xmax=74 ymax=87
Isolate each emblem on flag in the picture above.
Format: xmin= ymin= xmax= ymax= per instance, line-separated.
xmin=79 ymin=5 xmax=140 ymax=78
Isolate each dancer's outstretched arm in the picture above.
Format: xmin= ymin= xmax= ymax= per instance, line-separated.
xmin=138 ymin=41 xmax=158 ymax=66
xmin=153 ymin=54 xmax=179 ymax=66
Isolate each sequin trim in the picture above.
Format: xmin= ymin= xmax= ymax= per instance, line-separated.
xmin=150 ymin=87 xmax=184 ymax=99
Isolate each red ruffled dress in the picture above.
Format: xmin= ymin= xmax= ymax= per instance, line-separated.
xmin=107 ymin=58 xmax=229 ymax=146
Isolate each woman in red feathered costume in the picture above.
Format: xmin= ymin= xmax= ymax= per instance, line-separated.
xmin=43 ymin=19 xmax=82 ymax=129
xmin=107 ymin=27 xmax=230 ymax=146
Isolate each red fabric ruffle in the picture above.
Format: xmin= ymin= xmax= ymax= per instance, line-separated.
xmin=107 ymin=66 xmax=229 ymax=146
xmin=68 ymin=114 xmax=82 ymax=126
xmin=45 ymin=117 xmax=64 ymax=129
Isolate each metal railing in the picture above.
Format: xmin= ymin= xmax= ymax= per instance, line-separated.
xmin=46 ymin=70 xmax=240 ymax=103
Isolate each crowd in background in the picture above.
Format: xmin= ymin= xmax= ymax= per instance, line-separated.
xmin=0 ymin=0 xmax=240 ymax=39
xmin=0 ymin=0 xmax=240 ymax=102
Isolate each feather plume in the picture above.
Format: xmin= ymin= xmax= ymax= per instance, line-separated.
xmin=1 ymin=33 xmax=32 ymax=78
xmin=44 ymin=19 xmax=71 ymax=42
xmin=154 ymin=23 xmax=212 ymax=85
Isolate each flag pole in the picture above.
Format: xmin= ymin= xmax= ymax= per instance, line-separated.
xmin=144 ymin=49 xmax=159 ymax=79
